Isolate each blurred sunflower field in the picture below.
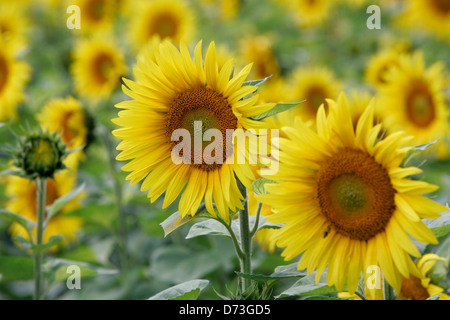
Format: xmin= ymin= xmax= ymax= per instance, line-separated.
xmin=0 ymin=0 xmax=450 ymax=303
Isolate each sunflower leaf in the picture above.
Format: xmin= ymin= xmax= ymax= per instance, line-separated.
xmin=250 ymin=101 xmax=304 ymax=121
xmin=0 ymin=209 xmax=36 ymax=231
xmin=400 ymin=139 xmax=439 ymax=167
xmin=243 ymin=75 xmax=272 ymax=88
xmin=45 ymin=183 xmax=86 ymax=225
xmin=275 ymin=272 xmax=337 ymax=299
xmin=252 ymin=178 xmax=277 ymax=195
xmin=160 ymin=203 xmax=212 ymax=237
xmin=148 ymin=279 xmax=210 ymax=300
xmin=0 ymin=257 xmax=35 ymax=282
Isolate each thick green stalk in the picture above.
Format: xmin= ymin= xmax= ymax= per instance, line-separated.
xmin=34 ymin=177 xmax=46 ymax=300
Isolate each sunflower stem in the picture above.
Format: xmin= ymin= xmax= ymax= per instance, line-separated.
xmin=250 ymin=202 xmax=262 ymax=237
xmin=34 ymin=177 xmax=46 ymax=300
xmin=100 ymin=126 xmax=129 ymax=274
xmin=238 ymin=197 xmax=252 ymax=292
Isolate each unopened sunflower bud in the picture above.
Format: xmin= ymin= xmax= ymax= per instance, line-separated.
xmin=12 ymin=130 xmax=68 ymax=180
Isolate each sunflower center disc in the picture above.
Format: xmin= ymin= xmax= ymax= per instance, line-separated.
xmin=316 ymin=149 xmax=396 ymax=241
xmin=167 ymin=87 xmax=237 ymax=171
xmin=430 ymin=0 xmax=450 ymax=14
xmin=153 ymin=13 xmax=179 ymax=39
xmin=86 ymin=0 xmax=105 ymax=22
xmin=0 ymin=54 xmax=8 ymax=93
xmin=400 ymin=276 xmax=430 ymax=300
xmin=305 ymin=86 xmax=327 ymax=117
xmin=405 ymin=82 xmax=436 ymax=128
xmin=93 ymin=52 xmax=114 ymax=84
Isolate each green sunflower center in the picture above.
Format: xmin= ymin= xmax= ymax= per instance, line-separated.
xmin=166 ymin=87 xmax=237 ymax=171
xmin=405 ymin=81 xmax=436 ymax=128
xmin=0 ymin=53 xmax=8 ymax=93
xmin=316 ymin=149 xmax=396 ymax=241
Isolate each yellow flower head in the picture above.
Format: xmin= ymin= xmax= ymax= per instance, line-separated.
xmin=0 ymin=36 xmax=31 ymax=122
xmin=6 ymin=170 xmax=83 ymax=248
xmin=72 ymin=0 xmax=117 ymax=34
xmin=286 ymin=65 xmax=342 ymax=124
xmin=399 ymin=254 xmax=449 ymax=300
xmin=239 ymin=34 xmax=280 ymax=81
xmin=127 ymin=0 xmax=195 ymax=53
xmin=112 ymin=40 xmax=274 ymax=221
xmin=258 ymin=92 xmax=448 ymax=294
xmin=397 ymin=0 xmax=450 ymax=40
xmin=38 ymin=96 xmax=89 ymax=169
xmin=70 ymin=35 xmax=127 ymax=101
xmin=365 ymin=49 xmax=402 ymax=88
xmin=282 ymin=0 xmax=335 ymax=28
xmin=378 ymin=51 xmax=449 ymax=158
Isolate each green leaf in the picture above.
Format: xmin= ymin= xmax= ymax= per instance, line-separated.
xmin=252 ymin=178 xmax=277 ymax=195
xmin=44 ymin=258 xmax=118 ymax=287
xmin=242 ymin=75 xmax=272 ymax=88
xmin=400 ymin=139 xmax=439 ymax=167
xmin=250 ymin=101 xmax=304 ymax=121
xmin=12 ymin=235 xmax=32 ymax=249
xmin=185 ymin=219 xmax=230 ymax=240
xmin=275 ymin=272 xmax=337 ymax=299
xmin=148 ymin=279 xmax=209 ymax=300
xmin=0 ymin=257 xmax=35 ymax=282
xmin=0 ymin=209 xmax=36 ymax=231
xmin=160 ymin=203 xmax=212 ymax=237
xmin=150 ymin=238 xmax=235 ymax=283
xmin=270 ymin=263 xmax=308 ymax=279
xmin=45 ymin=183 xmax=86 ymax=224
xmin=424 ymin=210 xmax=450 ymax=239
xmin=32 ymin=235 xmax=65 ymax=252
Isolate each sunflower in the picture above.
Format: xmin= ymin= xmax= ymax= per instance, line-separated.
xmin=378 ymin=51 xmax=449 ymax=158
xmin=258 ymin=93 xmax=448 ymax=294
xmin=0 ymin=3 xmax=28 ymax=47
xmin=399 ymin=254 xmax=450 ymax=300
xmin=365 ymin=49 xmax=401 ymax=88
xmin=347 ymin=90 xmax=386 ymax=137
xmin=6 ymin=170 xmax=83 ymax=248
xmin=398 ymin=0 xmax=450 ymax=40
xmin=286 ymin=65 xmax=342 ymax=125
xmin=0 ymin=36 xmax=31 ymax=122
xmin=112 ymin=40 xmax=274 ymax=221
xmin=72 ymin=0 xmax=116 ymax=34
xmin=127 ymin=0 xmax=195 ymax=53
xmin=70 ymin=35 xmax=127 ymax=101
xmin=282 ymin=0 xmax=335 ymax=28
xmin=238 ymin=34 xmax=280 ymax=81
xmin=38 ymin=96 xmax=89 ymax=169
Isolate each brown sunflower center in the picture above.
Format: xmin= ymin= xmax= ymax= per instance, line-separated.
xmin=166 ymin=87 xmax=237 ymax=171
xmin=151 ymin=12 xmax=179 ymax=39
xmin=0 ymin=53 xmax=8 ymax=93
xmin=316 ymin=149 xmax=396 ymax=241
xmin=430 ymin=0 xmax=450 ymax=15
xmin=405 ymin=81 xmax=436 ymax=128
xmin=86 ymin=0 xmax=106 ymax=22
xmin=400 ymin=276 xmax=430 ymax=300
xmin=305 ymin=86 xmax=328 ymax=117
xmin=92 ymin=52 xmax=115 ymax=84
